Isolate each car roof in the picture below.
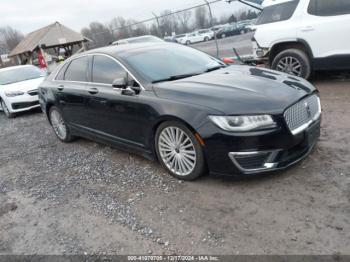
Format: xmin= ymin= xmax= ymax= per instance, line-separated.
xmin=0 ymin=65 xmax=34 ymax=72
xmin=111 ymin=35 xmax=161 ymax=45
xmin=262 ymin=0 xmax=296 ymax=7
xmin=83 ymin=42 xmax=179 ymax=58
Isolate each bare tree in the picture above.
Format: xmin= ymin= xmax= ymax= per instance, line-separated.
xmin=194 ymin=7 xmax=209 ymax=29
xmin=81 ymin=22 xmax=114 ymax=48
xmin=159 ymin=10 xmax=179 ymax=37
xmin=0 ymin=26 xmax=24 ymax=54
xmin=177 ymin=10 xmax=192 ymax=34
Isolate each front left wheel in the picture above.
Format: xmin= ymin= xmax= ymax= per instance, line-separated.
xmin=155 ymin=121 xmax=206 ymax=180
xmin=1 ymin=100 xmax=15 ymax=118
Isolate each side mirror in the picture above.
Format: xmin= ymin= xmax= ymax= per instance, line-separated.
xmin=121 ymin=87 xmax=136 ymax=96
xmin=112 ymin=78 xmax=127 ymax=89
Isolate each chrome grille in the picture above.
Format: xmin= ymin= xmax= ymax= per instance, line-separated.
xmin=284 ymin=94 xmax=321 ymax=135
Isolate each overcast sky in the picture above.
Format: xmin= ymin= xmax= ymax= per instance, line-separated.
xmin=1 ymin=0 xmax=246 ymax=34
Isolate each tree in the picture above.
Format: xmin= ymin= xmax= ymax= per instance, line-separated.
xmin=159 ymin=10 xmax=179 ymax=37
xmin=81 ymin=22 xmax=114 ymax=48
xmin=177 ymin=10 xmax=192 ymax=34
xmin=194 ymin=6 xmax=209 ymax=29
xmin=0 ymin=26 xmax=24 ymax=54
xmin=228 ymin=14 xmax=237 ymax=23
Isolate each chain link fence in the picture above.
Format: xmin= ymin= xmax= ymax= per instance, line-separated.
xmin=82 ymin=0 xmax=258 ymax=58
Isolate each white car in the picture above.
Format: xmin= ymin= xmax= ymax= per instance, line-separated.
xmin=0 ymin=65 xmax=46 ymax=118
xmin=196 ymin=29 xmax=215 ymax=40
xmin=111 ymin=35 xmax=163 ymax=45
xmin=178 ymin=32 xmax=208 ymax=45
xmin=246 ymin=0 xmax=350 ymax=79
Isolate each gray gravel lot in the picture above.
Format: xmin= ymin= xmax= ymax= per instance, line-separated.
xmin=0 ymin=77 xmax=350 ymax=255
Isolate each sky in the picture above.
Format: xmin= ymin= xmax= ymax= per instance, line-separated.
xmin=1 ymin=0 xmax=247 ymax=34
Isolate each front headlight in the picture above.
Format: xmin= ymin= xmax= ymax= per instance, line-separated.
xmin=5 ymin=91 xmax=25 ymax=97
xmin=209 ymin=115 xmax=277 ymax=132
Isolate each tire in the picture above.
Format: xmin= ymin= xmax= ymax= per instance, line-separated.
xmin=204 ymin=36 xmax=209 ymax=42
xmin=221 ymin=34 xmax=226 ymax=38
xmin=186 ymin=40 xmax=191 ymax=45
xmin=49 ymin=106 xmax=74 ymax=142
xmin=0 ymin=99 xmax=15 ymax=118
xmin=271 ymin=49 xmax=311 ymax=79
xmin=240 ymin=30 xmax=245 ymax=35
xmin=155 ymin=121 xmax=206 ymax=181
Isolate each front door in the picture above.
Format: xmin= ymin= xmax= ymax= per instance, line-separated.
xmin=85 ymin=55 xmax=152 ymax=149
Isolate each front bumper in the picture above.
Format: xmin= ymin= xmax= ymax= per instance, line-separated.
xmin=198 ymin=117 xmax=321 ymax=176
xmin=5 ymin=93 xmax=40 ymax=113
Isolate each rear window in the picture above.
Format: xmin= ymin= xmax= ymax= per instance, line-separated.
xmin=256 ymin=0 xmax=299 ymax=25
xmin=308 ymin=0 xmax=350 ymax=16
xmin=64 ymin=56 xmax=89 ymax=82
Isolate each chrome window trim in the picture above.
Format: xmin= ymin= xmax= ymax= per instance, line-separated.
xmin=53 ymin=53 xmax=145 ymax=90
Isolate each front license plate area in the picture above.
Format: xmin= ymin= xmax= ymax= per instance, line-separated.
xmin=305 ymin=122 xmax=321 ymax=147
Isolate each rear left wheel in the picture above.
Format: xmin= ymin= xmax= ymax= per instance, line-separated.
xmin=155 ymin=121 xmax=206 ymax=180
xmin=49 ymin=106 xmax=74 ymax=142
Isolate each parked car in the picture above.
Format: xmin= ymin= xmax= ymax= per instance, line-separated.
xmin=216 ymin=24 xmax=248 ymax=38
xmin=111 ymin=35 xmax=163 ymax=45
xmin=39 ymin=42 xmax=321 ymax=180
xmin=178 ymin=32 xmax=208 ymax=45
xmin=173 ymin=34 xmax=187 ymax=43
xmin=246 ymin=0 xmax=350 ymax=79
xmin=196 ymin=29 xmax=215 ymax=40
xmin=0 ymin=65 xmax=46 ymax=118
xmin=210 ymin=24 xmax=226 ymax=32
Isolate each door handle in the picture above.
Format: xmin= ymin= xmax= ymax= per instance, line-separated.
xmin=57 ymin=85 xmax=64 ymax=91
xmin=301 ymin=26 xmax=314 ymax=32
xmin=88 ymin=87 xmax=99 ymax=95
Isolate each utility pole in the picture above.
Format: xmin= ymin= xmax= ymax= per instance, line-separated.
xmin=204 ymin=0 xmax=220 ymax=58
xmin=152 ymin=12 xmax=161 ymax=37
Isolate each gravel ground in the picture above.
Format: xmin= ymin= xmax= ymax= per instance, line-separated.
xmin=0 ymin=75 xmax=349 ymax=255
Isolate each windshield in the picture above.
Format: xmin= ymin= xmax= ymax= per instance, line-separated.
xmin=122 ymin=45 xmax=223 ymax=83
xmin=256 ymin=0 xmax=299 ymax=25
xmin=0 ymin=66 xmax=45 ymax=85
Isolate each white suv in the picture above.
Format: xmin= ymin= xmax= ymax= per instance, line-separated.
xmin=250 ymin=0 xmax=350 ymax=79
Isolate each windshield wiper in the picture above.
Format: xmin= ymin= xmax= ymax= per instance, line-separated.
xmin=205 ymin=65 xmax=226 ymax=73
xmin=152 ymin=73 xmax=201 ymax=83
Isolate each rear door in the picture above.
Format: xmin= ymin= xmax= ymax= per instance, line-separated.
xmin=298 ymin=0 xmax=350 ymax=69
xmin=56 ymin=56 xmax=90 ymax=127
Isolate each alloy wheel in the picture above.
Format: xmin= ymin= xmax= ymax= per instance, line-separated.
xmin=50 ymin=109 xmax=67 ymax=140
xmin=158 ymin=126 xmax=197 ymax=177
xmin=276 ymin=56 xmax=302 ymax=76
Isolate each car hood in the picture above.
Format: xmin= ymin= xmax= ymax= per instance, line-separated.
xmin=153 ymin=65 xmax=316 ymax=115
xmin=0 ymin=77 xmax=45 ymax=94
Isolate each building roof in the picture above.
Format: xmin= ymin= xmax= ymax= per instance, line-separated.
xmin=9 ymin=22 xmax=88 ymax=57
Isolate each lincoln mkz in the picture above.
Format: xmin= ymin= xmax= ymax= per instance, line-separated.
xmin=39 ymin=43 xmax=321 ymax=180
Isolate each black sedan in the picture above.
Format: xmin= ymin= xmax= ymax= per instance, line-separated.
xmin=216 ymin=24 xmax=248 ymax=38
xmin=39 ymin=43 xmax=321 ymax=180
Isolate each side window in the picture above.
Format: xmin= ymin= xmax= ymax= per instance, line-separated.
xmin=256 ymin=0 xmax=299 ymax=25
xmin=55 ymin=62 xmax=69 ymax=80
xmin=92 ymin=55 xmax=127 ymax=84
xmin=64 ymin=56 xmax=89 ymax=82
xmin=308 ymin=0 xmax=350 ymax=16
